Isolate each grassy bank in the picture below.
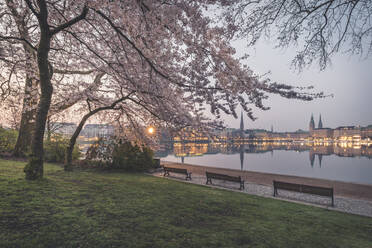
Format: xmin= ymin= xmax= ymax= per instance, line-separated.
xmin=0 ymin=159 xmax=371 ymax=248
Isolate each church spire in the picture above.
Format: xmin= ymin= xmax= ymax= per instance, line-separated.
xmin=240 ymin=111 xmax=244 ymax=131
xmin=318 ymin=114 xmax=323 ymax=128
xmin=309 ymin=113 xmax=315 ymax=131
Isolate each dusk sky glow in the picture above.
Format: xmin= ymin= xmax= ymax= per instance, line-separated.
xmin=223 ymin=39 xmax=372 ymax=132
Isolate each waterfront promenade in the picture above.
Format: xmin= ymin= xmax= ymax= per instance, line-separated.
xmin=153 ymin=161 xmax=372 ymax=217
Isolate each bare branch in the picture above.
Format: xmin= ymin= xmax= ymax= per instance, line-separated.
xmin=50 ymin=6 xmax=89 ymax=36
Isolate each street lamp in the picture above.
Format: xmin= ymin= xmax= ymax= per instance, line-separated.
xmin=147 ymin=126 xmax=155 ymax=135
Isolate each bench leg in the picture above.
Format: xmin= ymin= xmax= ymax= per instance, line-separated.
xmin=331 ymin=195 xmax=334 ymax=207
xmin=206 ymin=177 xmax=212 ymax=185
xmin=240 ymin=181 xmax=245 ymax=190
xmin=186 ymin=173 xmax=192 ymax=181
xmin=273 ymin=187 xmax=277 ymax=197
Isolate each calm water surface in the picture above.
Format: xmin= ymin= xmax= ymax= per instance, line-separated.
xmin=158 ymin=143 xmax=372 ymax=185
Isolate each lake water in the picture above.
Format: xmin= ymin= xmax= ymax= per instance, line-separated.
xmin=156 ymin=142 xmax=372 ymax=185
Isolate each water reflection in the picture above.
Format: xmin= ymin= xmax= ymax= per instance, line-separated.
xmin=156 ymin=142 xmax=372 ymax=167
xmin=240 ymin=145 xmax=244 ymax=171
xmin=157 ymin=142 xmax=372 ymax=185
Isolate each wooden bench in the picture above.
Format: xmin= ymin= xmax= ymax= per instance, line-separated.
xmin=273 ymin=180 xmax=334 ymax=206
xmin=163 ymin=166 xmax=192 ymax=180
xmin=206 ymin=172 xmax=245 ymax=190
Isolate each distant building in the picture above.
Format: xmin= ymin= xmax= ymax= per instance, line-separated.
xmin=309 ymin=113 xmax=315 ymax=131
xmin=253 ymin=129 xmax=269 ymax=139
xmin=82 ymin=124 xmax=115 ymax=138
xmin=309 ymin=114 xmax=333 ymax=140
xmin=361 ymin=125 xmax=372 ymax=139
xmin=286 ymin=130 xmax=309 ymax=140
xmin=311 ymin=128 xmax=333 ymax=140
xmin=173 ymin=127 xmax=209 ymax=142
xmin=50 ymin=122 xmax=77 ymax=136
xmin=318 ymin=114 xmax=323 ymax=128
xmin=178 ymin=113 xmax=371 ymax=144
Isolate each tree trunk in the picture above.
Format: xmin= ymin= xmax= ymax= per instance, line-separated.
xmin=22 ymin=0 xmax=88 ymax=179
xmin=46 ymin=116 xmax=52 ymax=142
xmin=13 ymin=119 xmax=34 ymax=157
xmin=24 ymin=2 xmax=52 ymax=180
xmin=8 ymin=3 xmax=39 ymax=158
xmin=13 ymin=77 xmax=38 ymax=157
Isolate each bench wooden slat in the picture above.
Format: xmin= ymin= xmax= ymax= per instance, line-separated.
xmin=273 ymin=181 xmax=301 ymax=192
xmin=301 ymin=185 xmax=333 ymax=197
xmin=165 ymin=167 xmax=187 ymax=174
xmin=273 ymin=180 xmax=334 ymax=206
xmin=206 ymin=171 xmax=244 ymax=190
xmin=206 ymin=172 xmax=241 ymax=182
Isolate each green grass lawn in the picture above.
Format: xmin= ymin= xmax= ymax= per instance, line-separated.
xmin=0 ymin=159 xmax=371 ymax=248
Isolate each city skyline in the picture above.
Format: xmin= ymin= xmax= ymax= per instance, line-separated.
xmin=45 ymin=110 xmax=372 ymax=135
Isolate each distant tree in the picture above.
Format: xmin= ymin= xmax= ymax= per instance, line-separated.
xmin=220 ymin=0 xmax=372 ymax=70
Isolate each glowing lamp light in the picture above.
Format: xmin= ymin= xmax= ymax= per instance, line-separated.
xmin=147 ymin=127 xmax=155 ymax=134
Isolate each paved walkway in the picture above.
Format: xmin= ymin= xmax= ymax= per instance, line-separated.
xmin=151 ymin=162 xmax=372 ymax=218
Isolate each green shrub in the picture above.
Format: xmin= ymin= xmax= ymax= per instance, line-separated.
xmin=0 ymin=127 xmax=18 ymax=153
xmin=44 ymin=135 xmax=81 ymax=163
xmin=85 ymin=138 xmax=156 ymax=172
xmin=111 ymin=141 xmax=155 ymax=171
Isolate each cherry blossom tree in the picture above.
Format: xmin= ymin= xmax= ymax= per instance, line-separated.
xmin=1 ymin=0 xmax=325 ymax=180
xmin=0 ymin=94 xmax=23 ymax=129
xmin=0 ymin=0 xmax=40 ymax=156
xmin=1 ymin=0 xmax=95 ymax=156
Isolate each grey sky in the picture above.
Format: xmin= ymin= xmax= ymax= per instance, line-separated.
xmin=224 ymin=40 xmax=372 ymax=132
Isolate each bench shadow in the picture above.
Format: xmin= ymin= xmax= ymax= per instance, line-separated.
xmin=206 ymin=180 xmax=243 ymax=191
xmin=162 ymin=174 xmax=190 ymax=181
xmin=274 ymin=190 xmax=334 ymax=207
